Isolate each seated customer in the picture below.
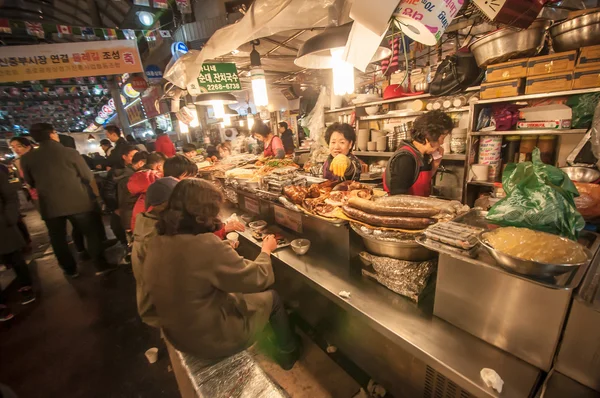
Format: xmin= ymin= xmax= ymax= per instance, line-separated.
xmin=144 ymin=179 xmax=300 ymax=369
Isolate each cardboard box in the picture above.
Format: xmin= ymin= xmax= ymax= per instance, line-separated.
xmin=525 ymin=72 xmax=573 ymax=94
xmin=577 ymin=45 xmax=600 ymax=70
xmin=573 ymin=68 xmax=600 ymax=89
xmin=527 ymin=51 xmax=577 ymax=76
xmin=486 ymin=58 xmax=529 ymax=82
xmin=480 ymin=79 xmax=524 ymax=99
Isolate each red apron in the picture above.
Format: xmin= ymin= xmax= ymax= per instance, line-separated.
xmin=383 ymin=144 xmax=432 ymax=197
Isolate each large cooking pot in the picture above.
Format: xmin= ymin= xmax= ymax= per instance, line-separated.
xmin=550 ymin=9 xmax=600 ymax=52
xmin=469 ymin=20 xmax=551 ymax=67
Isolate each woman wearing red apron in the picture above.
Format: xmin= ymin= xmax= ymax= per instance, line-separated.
xmin=383 ymin=110 xmax=453 ymax=197
xmin=254 ymin=123 xmax=285 ymax=159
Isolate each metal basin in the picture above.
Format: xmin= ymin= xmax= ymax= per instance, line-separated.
xmin=351 ymin=224 xmax=434 ymax=261
xmin=479 ymin=232 xmax=592 ymax=278
xmin=561 ymin=166 xmax=600 ymax=183
xmin=550 ymin=10 xmax=600 ymax=52
xmin=469 ymin=20 xmax=551 ymax=67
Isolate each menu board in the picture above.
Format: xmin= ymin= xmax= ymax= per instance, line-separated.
xmin=125 ymin=100 xmax=145 ymax=125
xmin=187 ymin=63 xmax=242 ymax=94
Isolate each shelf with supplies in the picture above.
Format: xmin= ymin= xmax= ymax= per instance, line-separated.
xmin=355 ymin=86 xmax=481 ymax=107
xmin=359 ymin=111 xmax=424 ymax=121
xmin=470 ymin=129 xmax=588 ymax=136
xmin=353 ymin=151 xmax=395 ymax=157
xmin=476 ymin=87 xmax=600 ymax=105
xmin=443 ymin=153 xmax=467 ymax=161
xmin=467 ymin=181 xmax=496 ymax=187
xmin=324 ymin=106 xmax=355 ymax=114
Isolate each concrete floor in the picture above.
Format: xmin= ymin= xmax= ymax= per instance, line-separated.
xmin=0 ymin=211 xmax=362 ymax=398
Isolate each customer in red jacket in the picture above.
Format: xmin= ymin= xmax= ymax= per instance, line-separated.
xmin=128 ymin=153 xmax=165 ymax=231
xmin=154 ymin=129 xmax=176 ymax=158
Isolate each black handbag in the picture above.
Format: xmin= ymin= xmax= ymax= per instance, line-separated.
xmin=429 ymin=52 xmax=483 ymax=96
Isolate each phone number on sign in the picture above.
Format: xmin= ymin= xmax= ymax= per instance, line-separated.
xmin=205 ymin=83 xmax=241 ymax=91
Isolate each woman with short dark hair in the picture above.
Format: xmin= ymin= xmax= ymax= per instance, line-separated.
xmin=253 ymin=122 xmax=285 ymax=159
xmin=143 ymin=179 xmax=300 ymax=369
xmin=322 ymin=122 xmax=362 ymax=181
xmin=384 ymin=110 xmax=453 ymax=196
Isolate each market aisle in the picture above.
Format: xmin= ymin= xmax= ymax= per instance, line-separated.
xmin=0 ymin=211 xmax=179 ymax=398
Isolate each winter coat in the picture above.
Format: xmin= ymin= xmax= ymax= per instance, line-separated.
xmin=144 ymin=233 xmax=274 ymax=359
xmin=155 ymin=134 xmax=176 ymax=158
xmin=106 ymin=137 xmax=129 ymax=169
xmin=20 ymin=140 xmax=95 ymax=220
xmin=127 ymin=170 xmax=159 ymax=231
xmin=131 ymin=211 xmax=160 ymax=328
xmin=114 ymin=165 xmax=136 ymax=230
xmin=0 ymin=168 xmax=25 ymax=255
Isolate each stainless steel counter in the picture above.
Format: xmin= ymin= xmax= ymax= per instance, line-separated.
xmin=226 ymin=207 xmax=541 ymax=398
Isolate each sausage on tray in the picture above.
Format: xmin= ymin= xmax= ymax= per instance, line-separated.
xmin=348 ymin=197 xmax=440 ymax=217
xmin=342 ymin=205 xmax=436 ymax=229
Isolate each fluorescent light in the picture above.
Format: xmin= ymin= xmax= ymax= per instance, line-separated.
xmin=178 ymin=120 xmax=189 ymax=133
xmin=331 ymin=48 xmax=355 ymax=95
xmin=211 ymin=101 xmax=225 ymax=118
xmin=251 ymin=68 xmax=268 ymax=107
xmin=137 ymin=11 xmax=154 ymax=27
xmin=247 ymin=115 xmax=255 ymax=130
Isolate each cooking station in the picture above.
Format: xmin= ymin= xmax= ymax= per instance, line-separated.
xmin=225 ymin=188 xmax=600 ymax=398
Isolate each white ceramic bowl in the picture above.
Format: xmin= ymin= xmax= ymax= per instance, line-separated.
xmin=365 ymin=106 xmax=379 ymax=115
xmin=291 ymin=239 xmax=311 ymax=255
xmin=226 ymin=232 xmax=239 ymax=242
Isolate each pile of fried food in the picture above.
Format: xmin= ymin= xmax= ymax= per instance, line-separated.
xmin=284 ymin=180 xmax=372 ymax=218
xmin=343 ymin=195 xmax=469 ymax=230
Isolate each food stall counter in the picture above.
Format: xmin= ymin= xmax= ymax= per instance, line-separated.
xmin=225 ymin=208 xmax=541 ymax=398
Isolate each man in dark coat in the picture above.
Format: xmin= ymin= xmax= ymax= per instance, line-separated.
xmin=0 ymin=165 xmax=35 ymax=321
xmin=20 ymin=123 xmax=117 ymax=277
xmin=278 ymin=122 xmax=295 ymax=155
xmin=105 ymin=125 xmax=129 ymax=170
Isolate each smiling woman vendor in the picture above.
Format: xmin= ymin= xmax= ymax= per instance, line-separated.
xmin=323 ymin=122 xmax=362 ymax=181
xmin=384 ymin=110 xmax=453 ymax=196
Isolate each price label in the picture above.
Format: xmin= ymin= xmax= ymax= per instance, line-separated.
xmin=274 ymin=206 xmax=303 ymax=233
xmin=244 ymin=197 xmax=260 ymax=215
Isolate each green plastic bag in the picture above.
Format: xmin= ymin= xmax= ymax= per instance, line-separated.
xmin=486 ymin=148 xmax=585 ymax=240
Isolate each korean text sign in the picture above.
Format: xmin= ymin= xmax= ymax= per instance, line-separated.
xmin=0 ymin=40 xmax=143 ymax=83
xmin=191 ymin=63 xmax=242 ymax=93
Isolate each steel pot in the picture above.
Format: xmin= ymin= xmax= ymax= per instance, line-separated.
xmin=550 ymin=9 xmax=600 ymax=52
xmin=469 ymin=20 xmax=551 ymax=67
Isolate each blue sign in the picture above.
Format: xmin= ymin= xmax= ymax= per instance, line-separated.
xmin=145 ymin=64 xmax=163 ymax=81
xmin=171 ymin=42 xmax=189 ymax=60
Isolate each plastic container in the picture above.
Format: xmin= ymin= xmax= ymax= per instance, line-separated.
xmin=518 ymin=136 xmax=538 ymax=162
xmin=478 ymin=136 xmax=503 ymax=181
xmin=501 ymin=135 xmax=521 ymax=169
xmin=450 ymin=128 xmax=468 ymax=154
xmin=537 ymin=135 xmax=556 ymax=164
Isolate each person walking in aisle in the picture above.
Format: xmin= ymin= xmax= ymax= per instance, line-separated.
xmin=0 ymin=165 xmax=35 ymax=321
xmin=105 ymin=125 xmax=129 ymax=169
xmin=20 ymin=123 xmax=117 ymax=277
xmin=154 ymin=129 xmax=176 ymax=158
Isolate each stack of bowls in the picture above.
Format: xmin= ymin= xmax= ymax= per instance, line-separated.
xmin=357 ymin=129 xmax=369 ymax=151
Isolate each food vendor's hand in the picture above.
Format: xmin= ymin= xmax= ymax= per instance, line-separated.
xmin=330 ymin=154 xmax=351 ymax=177
xmin=225 ymin=221 xmax=245 ymax=233
xmin=261 ymin=235 xmax=277 ymax=255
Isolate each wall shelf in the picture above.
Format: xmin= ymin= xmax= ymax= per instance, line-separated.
xmin=476 ymin=87 xmax=600 ymax=105
xmin=471 ymin=129 xmax=588 ymax=136
xmin=355 ymin=86 xmax=481 ymax=108
xmin=360 ymin=111 xmax=424 ymax=121
xmin=443 ymin=153 xmax=466 ymax=161
xmin=354 ymin=151 xmax=395 ymax=157
xmin=467 ymin=181 xmax=496 ymax=187
xmin=325 ymin=106 xmax=355 ymax=114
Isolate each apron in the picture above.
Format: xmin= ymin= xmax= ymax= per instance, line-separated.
xmin=383 ymin=144 xmax=432 ymax=197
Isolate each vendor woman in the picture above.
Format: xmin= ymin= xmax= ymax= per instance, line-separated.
xmin=384 ymin=110 xmax=453 ymax=196
xmin=323 ymin=122 xmax=362 ymax=181
xmin=254 ymin=123 xmax=285 ymax=159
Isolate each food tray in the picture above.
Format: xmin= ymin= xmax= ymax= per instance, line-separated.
xmin=424 ymin=221 xmax=484 ymax=250
xmin=244 ymin=225 xmax=291 ymax=251
xmin=416 ymin=236 xmax=478 ymax=258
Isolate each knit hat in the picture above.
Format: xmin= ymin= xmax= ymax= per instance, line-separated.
xmin=145 ymin=177 xmax=179 ymax=210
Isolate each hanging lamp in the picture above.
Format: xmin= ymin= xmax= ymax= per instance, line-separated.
xmin=295 ymin=22 xmax=392 ymax=95
xmin=250 ymin=41 xmax=269 ymax=107
xmin=193 ymin=92 xmax=237 ymax=120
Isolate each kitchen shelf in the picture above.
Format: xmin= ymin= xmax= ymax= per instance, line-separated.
xmin=360 ymin=111 xmax=424 ymax=121
xmin=325 ymin=106 xmax=355 ymax=114
xmin=356 ymin=86 xmax=481 ymax=107
xmin=471 ymin=128 xmax=588 ymax=136
xmin=476 ymin=87 xmax=600 ymax=105
xmin=354 ymin=151 xmax=395 ymax=157
xmin=467 ymin=181 xmax=496 ymax=187
xmin=443 ymin=153 xmax=466 ymax=161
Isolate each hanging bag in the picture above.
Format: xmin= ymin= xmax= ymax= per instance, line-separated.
xmin=429 ymin=52 xmax=483 ymax=96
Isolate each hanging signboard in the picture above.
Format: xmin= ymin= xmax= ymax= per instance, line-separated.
xmin=144 ymin=64 xmax=163 ymax=83
xmin=141 ymin=86 xmax=161 ymax=119
xmin=0 ymin=40 xmax=143 ymax=83
xmin=187 ymin=63 xmax=242 ymax=95
xmin=125 ymin=100 xmax=145 ymax=125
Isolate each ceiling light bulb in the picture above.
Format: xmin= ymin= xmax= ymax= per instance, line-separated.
xmin=211 ymin=101 xmax=225 ymax=118
xmin=331 ymin=48 xmax=355 ymax=96
xmin=137 ymin=11 xmax=154 ymax=27
xmin=223 ymin=115 xmax=231 ymax=127
xmin=247 ymin=115 xmax=255 ymax=130
xmin=251 ymin=68 xmax=269 ymax=107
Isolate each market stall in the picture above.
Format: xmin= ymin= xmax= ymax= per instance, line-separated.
xmin=161 ymin=1 xmax=600 ymax=397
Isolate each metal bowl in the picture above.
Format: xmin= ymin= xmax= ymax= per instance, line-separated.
xmin=479 ymin=232 xmax=592 ymax=278
xmin=351 ymin=224 xmax=434 ymax=261
xmin=291 ymin=239 xmax=311 ymax=255
xmin=469 ymin=20 xmax=551 ymax=67
xmin=561 ymin=167 xmax=600 ymax=183
xmin=550 ymin=10 xmax=600 ymax=52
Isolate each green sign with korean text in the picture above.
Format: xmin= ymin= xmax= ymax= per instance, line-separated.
xmin=189 ymin=63 xmax=242 ymax=94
